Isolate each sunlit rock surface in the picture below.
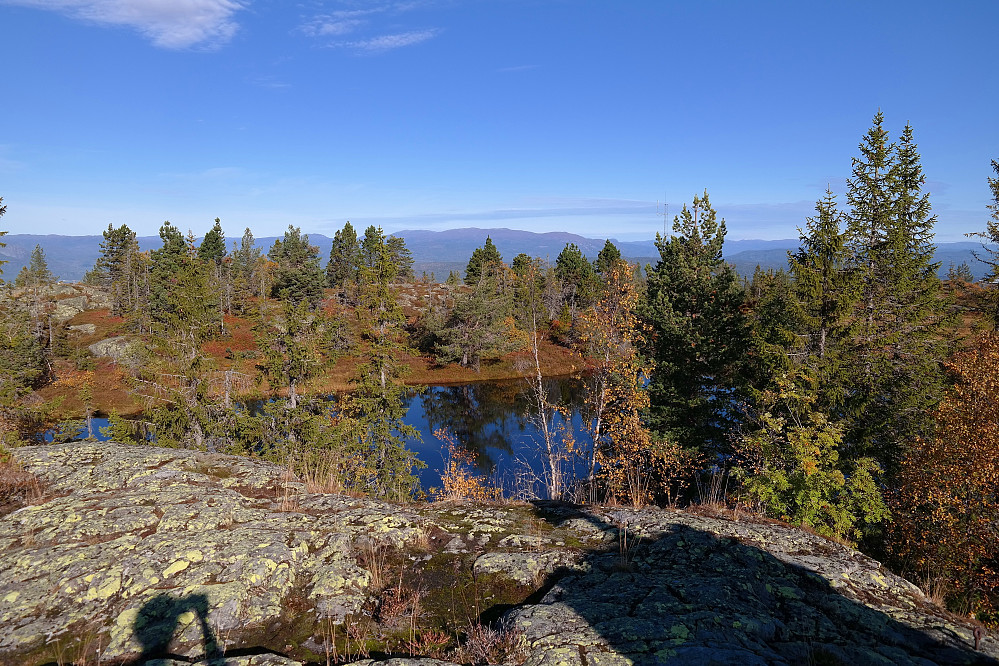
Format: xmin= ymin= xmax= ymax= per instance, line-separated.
xmin=1 ymin=441 xmax=995 ymax=665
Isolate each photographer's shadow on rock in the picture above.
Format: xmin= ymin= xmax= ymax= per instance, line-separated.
xmin=132 ymin=592 xmax=220 ymax=663
xmin=517 ymin=501 xmax=998 ymax=666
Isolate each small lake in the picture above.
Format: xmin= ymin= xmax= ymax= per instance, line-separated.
xmin=49 ymin=377 xmax=591 ymax=498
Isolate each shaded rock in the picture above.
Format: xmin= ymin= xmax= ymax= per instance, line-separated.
xmin=1 ymin=442 xmax=996 ymax=666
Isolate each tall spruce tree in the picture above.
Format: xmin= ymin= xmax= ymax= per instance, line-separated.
xmin=326 ymin=221 xmax=361 ymax=294
xmin=0 ymin=196 xmax=7 ymax=277
xmin=844 ymin=113 xmax=946 ymax=476
xmin=643 ymin=191 xmax=751 ymax=458
xmin=198 ymin=218 xmax=226 ymax=264
xmin=342 ymin=226 xmax=424 ymax=499
xmin=788 ymin=189 xmax=857 ymax=412
xmin=198 ymin=218 xmax=228 ymax=332
xmin=231 ymin=227 xmax=265 ymax=310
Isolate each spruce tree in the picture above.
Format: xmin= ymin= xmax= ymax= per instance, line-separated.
xmin=326 ymin=221 xmax=361 ymax=293
xmin=386 ymin=235 xmax=414 ymax=282
xmin=93 ymin=223 xmax=144 ymax=317
xmin=788 ymin=189 xmax=857 ymax=412
xmin=555 ymin=243 xmax=600 ymax=316
xmin=0 ymin=196 xmax=7 ymax=277
xmin=594 ymin=239 xmax=623 ymax=276
xmin=465 ymin=236 xmax=502 ymax=284
xmin=342 ymin=226 xmax=424 ymax=499
xmin=844 ymin=114 xmax=947 ymax=476
xmin=643 ymin=191 xmax=751 ymax=458
xmin=14 ymin=245 xmax=55 ymax=288
xmin=198 ymin=218 xmax=228 ymax=331
xmin=148 ymin=222 xmax=188 ymax=322
xmin=361 ymin=225 xmax=383 ymax=269
xmin=198 ymin=218 xmax=226 ymax=264
xmin=268 ymin=225 xmax=325 ymax=308
xmin=745 ymin=267 xmax=802 ymax=398
xmin=968 ymin=159 xmax=999 ymax=326
xmin=231 ymin=227 xmax=265 ymax=309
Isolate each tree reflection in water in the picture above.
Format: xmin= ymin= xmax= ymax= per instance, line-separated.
xmin=409 ymin=377 xmax=588 ymax=495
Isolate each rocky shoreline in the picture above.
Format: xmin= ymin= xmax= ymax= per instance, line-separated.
xmin=1 ymin=441 xmax=995 ymax=665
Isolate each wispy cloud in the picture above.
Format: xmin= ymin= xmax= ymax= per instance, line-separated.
xmin=497 ymin=64 xmax=538 ymax=73
xmin=302 ymin=1 xmax=440 ymax=53
xmin=249 ymin=75 xmax=291 ymax=90
xmin=3 ymin=0 xmax=246 ymax=49
xmin=340 ymin=28 xmax=438 ymax=52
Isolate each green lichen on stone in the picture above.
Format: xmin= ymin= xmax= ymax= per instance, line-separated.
xmin=2 ymin=442 xmax=996 ymax=666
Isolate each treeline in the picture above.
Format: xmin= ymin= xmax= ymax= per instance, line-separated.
xmin=2 ymin=114 xmax=999 ymax=618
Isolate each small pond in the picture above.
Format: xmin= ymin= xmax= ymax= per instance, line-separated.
xmin=47 ymin=377 xmax=592 ymax=498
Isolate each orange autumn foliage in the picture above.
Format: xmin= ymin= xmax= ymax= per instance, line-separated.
xmin=891 ymin=332 xmax=999 ymax=613
xmin=431 ymin=428 xmax=502 ymax=502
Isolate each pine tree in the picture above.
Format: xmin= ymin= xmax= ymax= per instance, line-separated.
xmin=434 ymin=262 xmax=517 ymax=370
xmin=642 ymin=191 xmax=751 ymax=458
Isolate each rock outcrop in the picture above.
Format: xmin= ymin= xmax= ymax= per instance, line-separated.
xmin=1 ymin=442 xmax=995 ymax=666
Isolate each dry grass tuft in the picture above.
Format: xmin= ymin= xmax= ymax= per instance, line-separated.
xmin=455 ymin=622 xmax=529 ymax=665
xmin=0 ymin=458 xmax=45 ymax=516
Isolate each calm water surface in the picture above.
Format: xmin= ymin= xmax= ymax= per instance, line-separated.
xmin=53 ymin=377 xmax=590 ymax=496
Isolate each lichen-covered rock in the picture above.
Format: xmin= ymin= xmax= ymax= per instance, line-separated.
xmin=50 ymin=295 xmax=90 ymax=323
xmin=87 ymin=336 xmax=141 ymax=364
xmin=1 ymin=442 xmax=996 ymax=666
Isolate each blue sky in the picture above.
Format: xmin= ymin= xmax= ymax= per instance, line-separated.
xmin=1 ymin=1 xmax=996 ymax=242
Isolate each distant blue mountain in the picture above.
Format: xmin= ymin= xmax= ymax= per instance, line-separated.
xmin=0 ymin=229 xmax=991 ymax=283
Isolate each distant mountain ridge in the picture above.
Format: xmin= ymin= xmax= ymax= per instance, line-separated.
xmin=0 ymin=228 xmax=990 ymax=282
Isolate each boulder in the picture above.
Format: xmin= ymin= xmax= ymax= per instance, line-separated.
xmin=50 ymin=295 xmax=89 ymax=323
xmin=67 ymin=323 xmax=97 ymax=335
xmin=0 ymin=442 xmax=995 ymax=666
xmin=88 ymin=336 xmax=140 ymax=365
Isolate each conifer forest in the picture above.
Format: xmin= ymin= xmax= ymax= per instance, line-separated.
xmin=3 ymin=114 xmax=999 ymax=621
